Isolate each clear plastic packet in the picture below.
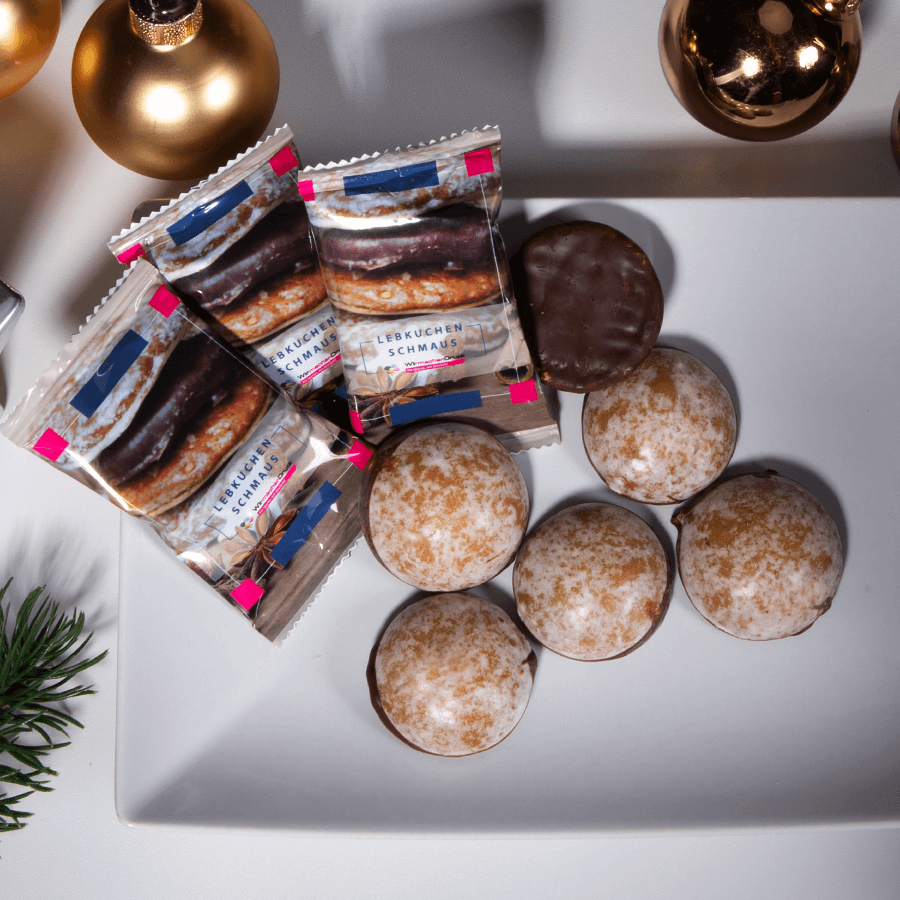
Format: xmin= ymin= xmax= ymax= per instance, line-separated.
xmin=298 ymin=127 xmax=560 ymax=451
xmin=107 ymin=126 xmax=348 ymax=429
xmin=1 ymin=260 xmax=370 ymax=643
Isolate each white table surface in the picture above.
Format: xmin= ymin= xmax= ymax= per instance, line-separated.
xmin=2 ymin=0 xmax=899 ymax=895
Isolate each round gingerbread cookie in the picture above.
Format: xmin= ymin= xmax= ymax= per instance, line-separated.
xmin=372 ymin=592 xmax=536 ymax=756
xmin=582 ymin=347 xmax=736 ymax=505
xmin=510 ymin=221 xmax=663 ymax=392
xmin=360 ymin=421 xmax=529 ymax=591
xmin=514 ymin=502 xmax=671 ymax=660
xmin=673 ymin=472 xmax=843 ymax=641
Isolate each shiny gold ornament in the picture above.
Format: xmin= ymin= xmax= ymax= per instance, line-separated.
xmin=659 ymin=0 xmax=864 ymax=141
xmin=71 ymin=0 xmax=279 ymax=180
xmin=0 ymin=0 xmax=60 ymax=99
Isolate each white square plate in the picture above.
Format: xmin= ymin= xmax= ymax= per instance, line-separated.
xmin=116 ymin=199 xmax=900 ymax=833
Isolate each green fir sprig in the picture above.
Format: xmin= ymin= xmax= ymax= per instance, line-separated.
xmin=0 ymin=579 xmax=107 ymax=831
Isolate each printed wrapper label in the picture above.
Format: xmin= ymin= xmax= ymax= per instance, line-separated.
xmin=347 ymin=317 xmax=467 ymax=381
xmin=106 ymin=127 xmax=346 ymax=424
xmin=202 ymin=421 xmax=312 ymax=540
xmin=297 ymin=127 xmax=561 ymax=451
xmin=1 ymin=260 xmax=366 ymax=644
xmin=252 ymin=302 xmax=342 ymax=391
xmin=339 ymin=303 xmax=532 ymax=397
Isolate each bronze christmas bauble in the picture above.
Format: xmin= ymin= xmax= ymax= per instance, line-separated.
xmin=71 ymin=0 xmax=279 ymax=181
xmin=659 ymin=0 xmax=864 ymax=141
xmin=0 ymin=0 xmax=60 ymax=99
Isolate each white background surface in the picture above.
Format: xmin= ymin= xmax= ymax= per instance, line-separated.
xmin=2 ymin=0 xmax=900 ymax=896
xmin=115 ymin=197 xmax=900 ymax=836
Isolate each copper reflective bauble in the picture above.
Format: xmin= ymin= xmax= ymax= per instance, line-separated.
xmin=0 ymin=0 xmax=60 ymax=98
xmin=659 ymin=0 xmax=864 ymax=141
xmin=71 ymin=0 xmax=279 ymax=181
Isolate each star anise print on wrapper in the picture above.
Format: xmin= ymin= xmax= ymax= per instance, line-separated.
xmin=355 ymin=368 xmax=438 ymax=426
xmin=227 ymin=507 xmax=299 ymax=584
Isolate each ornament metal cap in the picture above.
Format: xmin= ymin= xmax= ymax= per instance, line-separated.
xmin=129 ymin=0 xmax=203 ymax=46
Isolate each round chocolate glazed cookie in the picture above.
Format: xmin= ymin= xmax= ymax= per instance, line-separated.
xmin=360 ymin=421 xmax=529 ymax=591
xmin=514 ymin=502 xmax=672 ymax=661
xmin=372 ymin=592 xmax=536 ymax=756
xmin=673 ymin=472 xmax=843 ymax=641
xmin=582 ymin=347 xmax=736 ymax=505
xmin=510 ymin=221 xmax=663 ymax=392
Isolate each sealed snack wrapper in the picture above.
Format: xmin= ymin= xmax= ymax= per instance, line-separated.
xmin=108 ymin=127 xmax=347 ymax=425
xmin=1 ymin=260 xmax=369 ymax=643
xmin=298 ymin=127 xmax=559 ymax=451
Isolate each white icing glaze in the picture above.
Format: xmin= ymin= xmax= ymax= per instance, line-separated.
xmin=582 ymin=347 xmax=737 ymax=504
xmin=374 ymin=592 xmax=534 ymax=756
xmin=514 ymin=502 xmax=669 ymax=660
xmin=674 ymin=473 xmax=843 ymax=640
xmin=366 ymin=422 xmax=529 ymax=591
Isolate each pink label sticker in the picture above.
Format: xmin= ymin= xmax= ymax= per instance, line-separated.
xmin=348 ymin=439 xmax=373 ymax=470
xmin=349 ymin=409 xmax=364 ymax=433
xmin=269 ymin=146 xmax=299 ymax=177
xmin=297 ymin=179 xmax=315 ymax=202
xmin=117 ymin=243 xmax=145 ymax=265
xmin=231 ymin=578 xmax=265 ymax=610
xmin=34 ymin=428 xmax=69 ymax=462
xmin=508 ymin=379 xmax=538 ymax=404
xmin=465 ymin=147 xmax=494 ymax=177
xmin=148 ymin=285 xmax=180 ymax=318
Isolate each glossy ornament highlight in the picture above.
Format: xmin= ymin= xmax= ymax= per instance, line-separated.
xmin=659 ymin=0 xmax=864 ymax=141
xmin=0 ymin=0 xmax=60 ymax=98
xmin=71 ymin=0 xmax=279 ymax=180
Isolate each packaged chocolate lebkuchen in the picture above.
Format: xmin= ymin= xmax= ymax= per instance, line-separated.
xmin=1 ymin=260 xmax=369 ymax=643
xmin=297 ymin=126 xmax=559 ymax=450
xmin=108 ymin=126 xmax=347 ymax=427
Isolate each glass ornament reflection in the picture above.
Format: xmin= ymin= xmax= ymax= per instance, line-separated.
xmin=659 ymin=0 xmax=864 ymax=141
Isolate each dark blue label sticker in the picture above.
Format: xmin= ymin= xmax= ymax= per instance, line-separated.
xmin=166 ymin=180 xmax=254 ymax=246
xmin=387 ymin=390 xmax=483 ymax=426
xmin=70 ymin=329 xmax=149 ymax=418
xmin=269 ymin=481 xmax=342 ymax=568
xmin=343 ymin=161 xmax=439 ymax=196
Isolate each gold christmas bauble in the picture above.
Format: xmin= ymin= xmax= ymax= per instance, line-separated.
xmin=0 ymin=0 xmax=60 ymax=99
xmin=71 ymin=0 xmax=280 ymax=181
xmin=659 ymin=0 xmax=864 ymax=141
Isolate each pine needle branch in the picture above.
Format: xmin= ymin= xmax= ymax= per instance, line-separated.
xmin=0 ymin=579 xmax=107 ymax=832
